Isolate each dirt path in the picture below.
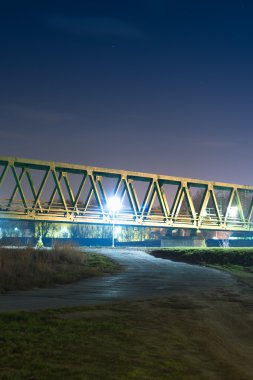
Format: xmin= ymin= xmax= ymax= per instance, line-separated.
xmin=0 ymin=248 xmax=238 ymax=312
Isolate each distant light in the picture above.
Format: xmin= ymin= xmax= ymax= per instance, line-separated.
xmin=61 ymin=226 xmax=69 ymax=234
xmin=229 ymin=206 xmax=238 ymax=218
xmin=107 ymin=196 xmax=122 ymax=213
xmin=114 ymin=226 xmax=122 ymax=236
xmin=14 ymin=227 xmax=19 ymax=231
xmin=60 ymin=226 xmax=69 ymax=237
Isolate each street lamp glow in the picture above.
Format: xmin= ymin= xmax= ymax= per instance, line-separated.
xmin=107 ymin=196 xmax=121 ymax=248
xmin=107 ymin=196 xmax=122 ymax=213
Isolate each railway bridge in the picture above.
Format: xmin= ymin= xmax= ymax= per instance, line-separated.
xmin=0 ymin=156 xmax=253 ymax=232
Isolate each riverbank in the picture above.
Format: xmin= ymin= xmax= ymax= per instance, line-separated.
xmin=0 ymin=247 xmax=120 ymax=293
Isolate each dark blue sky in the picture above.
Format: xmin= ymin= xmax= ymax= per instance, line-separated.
xmin=1 ymin=1 xmax=253 ymax=184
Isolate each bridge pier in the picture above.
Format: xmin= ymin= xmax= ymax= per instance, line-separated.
xmin=161 ymin=236 xmax=205 ymax=247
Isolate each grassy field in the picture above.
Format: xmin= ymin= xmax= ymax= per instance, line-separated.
xmin=151 ymin=247 xmax=253 ymax=273
xmin=0 ymin=247 xmax=120 ymax=293
xmin=0 ymin=294 xmax=252 ymax=380
xmin=0 ymin=302 xmax=195 ymax=380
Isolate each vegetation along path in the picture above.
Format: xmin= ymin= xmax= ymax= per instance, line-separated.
xmin=0 ymin=247 xmax=243 ymax=312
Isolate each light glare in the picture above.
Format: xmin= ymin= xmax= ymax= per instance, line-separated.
xmin=107 ymin=196 xmax=121 ymax=213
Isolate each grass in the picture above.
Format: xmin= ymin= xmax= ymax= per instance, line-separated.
xmin=0 ymin=296 xmax=251 ymax=380
xmin=0 ymin=301 xmax=213 ymax=380
xmin=151 ymin=247 xmax=253 ymax=272
xmin=0 ymin=247 xmax=120 ymax=293
xmin=150 ymin=248 xmax=253 ymax=290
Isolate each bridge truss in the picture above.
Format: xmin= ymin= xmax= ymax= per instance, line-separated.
xmin=0 ymin=156 xmax=253 ymax=231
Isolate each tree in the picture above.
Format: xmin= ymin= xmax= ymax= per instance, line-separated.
xmin=35 ymin=222 xmax=59 ymax=243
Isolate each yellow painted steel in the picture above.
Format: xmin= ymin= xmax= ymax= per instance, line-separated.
xmin=0 ymin=156 xmax=253 ymax=231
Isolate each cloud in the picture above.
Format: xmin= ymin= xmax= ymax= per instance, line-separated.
xmin=47 ymin=16 xmax=144 ymax=39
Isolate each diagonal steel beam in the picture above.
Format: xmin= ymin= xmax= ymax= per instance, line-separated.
xmin=51 ymin=169 xmax=69 ymax=214
xmin=141 ymin=179 xmax=154 ymax=218
xmin=88 ymin=173 xmax=104 ymax=216
xmin=210 ymin=188 xmax=222 ymax=224
xmin=63 ymin=173 xmax=75 ymax=206
xmin=25 ymin=169 xmax=43 ymax=212
xmin=128 ymin=180 xmax=140 ymax=213
xmin=224 ymin=188 xmax=235 ymax=221
xmin=0 ymin=162 xmax=9 ymax=186
xmin=154 ymin=181 xmax=168 ymax=218
xmin=159 ymin=182 xmax=170 ymax=218
xmin=83 ymin=187 xmax=94 ymax=213
xmin=197 ymin=186 xmax=209 ymax=227
xmin=146 ymin=181 xmax=167 ymax=218
xmin=96 ymin=176 xmax=107 ymax=207
xmin=184 ymin=186 xmax=197 ymax=224
xmin=113 ymin=176 xmax=122 ymax=197
xmin=7 ymin=167 xmax=25 ymax=209
xmin=47 ymin=171 xmax=63 ymax=212
xmin=234 ymin=188 xmax=245 ymax=224
xmin=71 ymin=172 xmax=87 ymax=215
xmin=171 ymin=184 xmax=184 ymax=219
xmin=10 ymin=166 xmax=27 ymax=210
xmin=32 ymin=168 xmax=50 ymax=212
xmin=122 ymin=177 xmax=138 ymax=218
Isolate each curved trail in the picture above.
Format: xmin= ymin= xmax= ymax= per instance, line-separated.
xmin=0 ymin=248 xmax=238 ymax=312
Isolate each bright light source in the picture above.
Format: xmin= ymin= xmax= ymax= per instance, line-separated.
xmin=107 ymin=196 xmax=122 ymax=248
xmin=107 ymin=196 xmax=122 ymax=213
xmin=229 ymin=206 xmax=238 ymax=218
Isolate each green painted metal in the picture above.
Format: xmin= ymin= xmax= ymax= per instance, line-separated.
xmin=0 ymin=156 xmax=253 ymax=231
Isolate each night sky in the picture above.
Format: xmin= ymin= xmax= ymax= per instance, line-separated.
xmin=1 ymin=1 xmax=253 ymax=185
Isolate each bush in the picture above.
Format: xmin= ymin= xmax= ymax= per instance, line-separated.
xmin=0 ymin=247 xmax=90 ymax=292
xmin=151 ymin=248 xmax=253 ymax=267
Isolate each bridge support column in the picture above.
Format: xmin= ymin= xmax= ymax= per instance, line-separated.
xmin=161 ymin=236 xmax=205 ymax=248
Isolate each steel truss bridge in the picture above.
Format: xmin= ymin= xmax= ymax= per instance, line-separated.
xmin=0 ymin=156 xmax=253 ymax=231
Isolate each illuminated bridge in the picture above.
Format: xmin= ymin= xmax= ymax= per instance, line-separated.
xmin=0 ymin=156 xmax=253 ymax=232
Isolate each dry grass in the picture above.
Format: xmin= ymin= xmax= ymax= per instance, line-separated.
xmin=0 ymin=247 xmax=119 ymax=293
